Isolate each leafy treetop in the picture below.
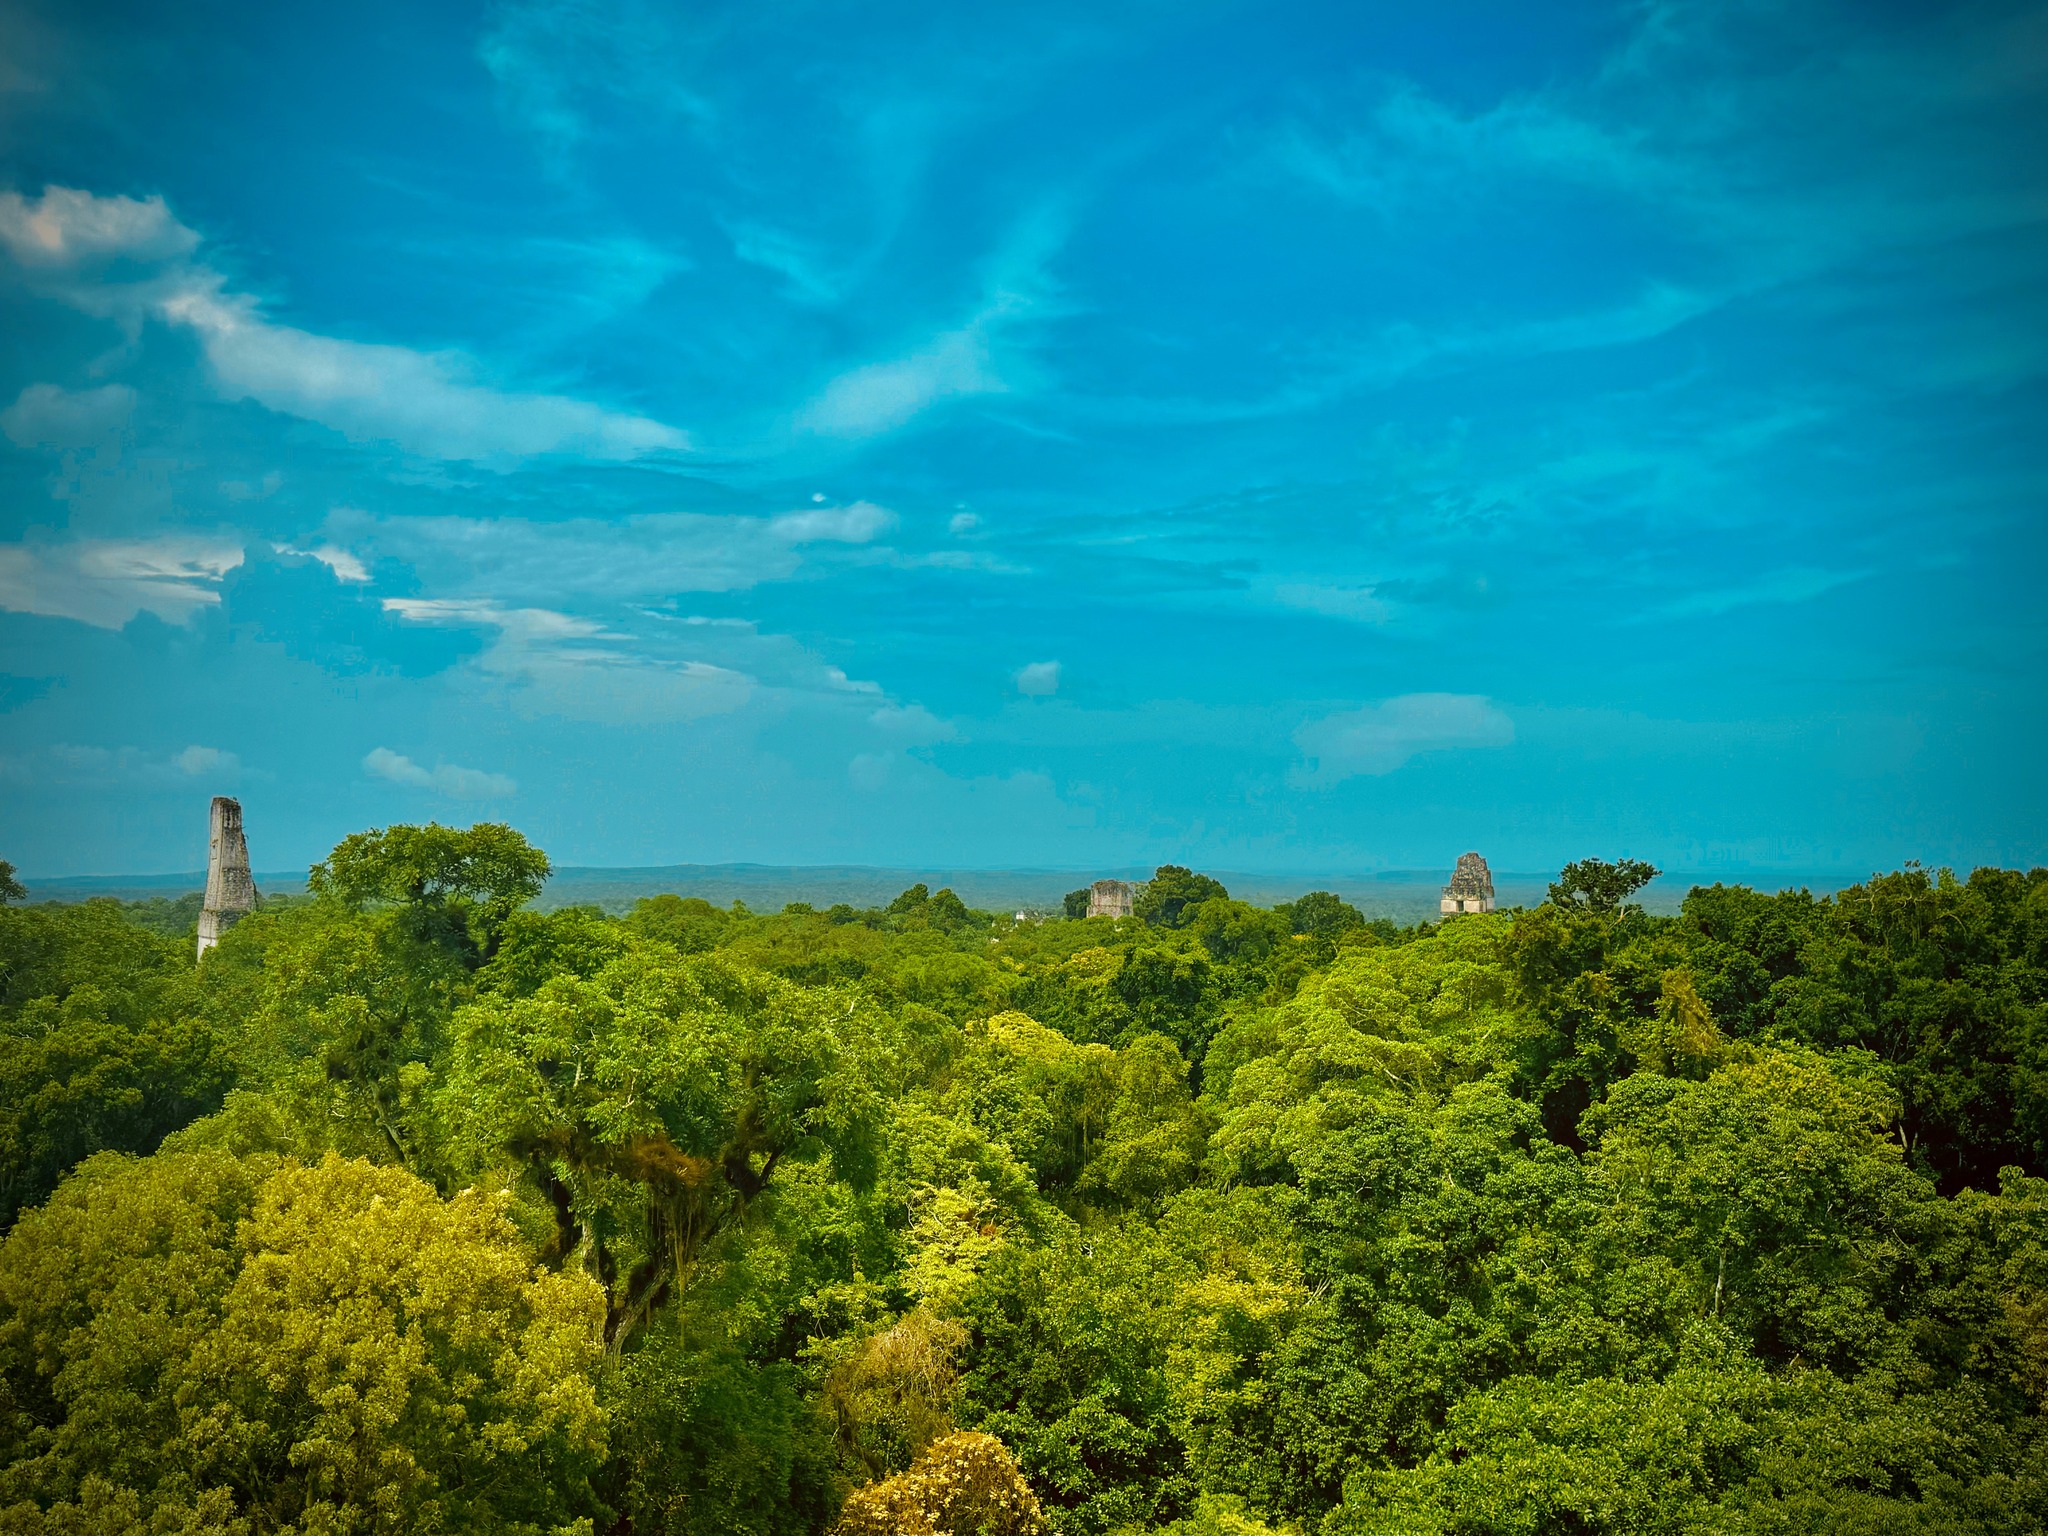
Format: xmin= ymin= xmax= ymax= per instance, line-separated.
xmin=1547 ymin=857 xmax=1661 ymax=914
xmin=1135 ymin=867 xmax=1229 ymax=929
xmin=308 ymin=822 xmax=550 ymax=961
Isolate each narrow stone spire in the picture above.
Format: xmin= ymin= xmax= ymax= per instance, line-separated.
xmin=197 ymin=796 xmax=256 ymax=959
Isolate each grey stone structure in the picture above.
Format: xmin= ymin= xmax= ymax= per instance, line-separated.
xmin=1086 ymin=879 xmax=1137 ymax=918
xmin=197 ymin=796 xmax=256 ymax=958
xmin=1439 ymin=851 xmax=1496 ymax=916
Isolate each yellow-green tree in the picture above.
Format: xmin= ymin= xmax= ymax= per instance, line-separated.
xmin=833 ymin=1431 xmax=1044 ymax=1536
xmin=0 ymin=1150 xmax=606 ymax=1534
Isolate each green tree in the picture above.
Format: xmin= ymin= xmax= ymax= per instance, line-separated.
xmin=1136 ymin=869 xmax=1230 ymax=930
xmin=1064 ymin=889 xmax=1091 ymax=921
xmin=609 ymin=1319 xmax=837 ymax=1536
xmin=1080 ymin=1034 xmax=1208 ymax=1213
xmin=1581 ymin=1047 xmax=1956 ymax=1379
xmin=309 ymin=822 xmax=551 ymax=964
xmin=1283 ymin=892 xmax=1363 ymax=941
xmin=943 ymin=1012 xmax=1118 ymax=1195
xmin=961 ymin=1226 xmax=1195 ymax=1534
xmin=1546 ymin=858 xmax=1661 ymax=915
xmin=625 ymin=893 xmax=736 ymax=955
xmin=889 ymin=885 xmax=980 ymax=933
xmin=0 ymin=901 xmax=229 ymax=1226
xmin=0 ymin=863 xmax=23 ymax=906
xmin=1186 ymin=900 xmax=1289 ymax=968
xmin=1204 ymin=915 xmax=1516 ymax=1185
xmin=0 ymin=1149 xmax=607 ymax=1534
xmin=209 ymin=895 xmax=470 ymax=1172
xmin=443 ymin=948 xmax=890 ymax=1344
xmin=0 ymin=990 xmax=228 ymax=1228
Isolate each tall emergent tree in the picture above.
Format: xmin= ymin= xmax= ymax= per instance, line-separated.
xmin=1546 ymin=857 xmax=1661 ymax=914
xmin=309 ymin=822 xmax=550 ymax=964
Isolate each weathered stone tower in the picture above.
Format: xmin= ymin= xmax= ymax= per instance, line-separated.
xmin=1086 ymin=879 xmax=1137 ymax=918
xmin=197 ymin=796 xmax=256 ymax=958
xmin=1439 ymin=851 xmax=1496 ymax=916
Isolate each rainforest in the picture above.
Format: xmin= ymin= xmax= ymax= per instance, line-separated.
xmin=1 ymin=830 xmax=2046 ymax=1536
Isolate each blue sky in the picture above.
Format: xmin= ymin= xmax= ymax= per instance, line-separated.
xmin=1 ymin=0 xmax=2043 ymax=879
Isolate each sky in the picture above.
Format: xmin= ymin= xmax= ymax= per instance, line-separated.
xmin=0 ymin=0 xmax=2044 ymax=880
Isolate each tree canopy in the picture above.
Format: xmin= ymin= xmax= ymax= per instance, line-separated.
xmin=2 ymin=833 xmax=2046 ymax=1534
xmin=310 ymin=821 xmax=551 ymax=962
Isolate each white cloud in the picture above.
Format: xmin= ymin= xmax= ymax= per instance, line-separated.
xmin=1293 ymin=693 xmax=1516 ymax=784
xmin=1015 ymin=660 xmax=1061 ymax=696
xmin=157 ymin=281 xmax=688 ymax=462
xmin=949 ymin=511 xmax=981 ymax=534
xmin=826 ymin=666 xmax=883 ymax=694
xmin=1 ymin=382 xmax=135 ymax=449
xmin=0 ymin=186 xmax=689 ymax=463
xmin=173 ymin=744 xmax=239 ymax=776
xmin=272 ymin=541 xmax=371 ymax=583
xmin=0 ymin=187 xmax=198 ymax=267
xmin=768 ymin=500 xmax=897 ymax=543
xmin=383 ymin=597 xmax=754 ymax=723
xmin=348 ymin=501 xmax=901 ymax=600
xmin=363 ymin=747 xmax=517 ymax=800
xmin=0 ymin=741 xmax=242 ymax=787
xmin=800 ymin=324 xmax=1005 ymax=438
xmin=869 ymin=703 xmax=954 ymax=743
xmin=795 ymin=208 xmax=1061 ymax=439
xmin=0 ymin=534 xmax=244 ymax=628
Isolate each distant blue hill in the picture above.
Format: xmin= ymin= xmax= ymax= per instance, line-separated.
xmin=17 ymin=863 xmax=1868 ymax=925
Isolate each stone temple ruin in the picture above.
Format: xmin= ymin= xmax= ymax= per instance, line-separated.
xmin=1086 ymin=879 xmax=1137 ymax=918
xmin=196 ymin=796 xmax=256 ymax=959
xmin=1439 ymin=851 xmax=1496 ymax=916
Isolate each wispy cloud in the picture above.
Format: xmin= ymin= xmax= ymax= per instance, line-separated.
xmin=1293 ymin=693 xmax=1516 ymax=784
xmin=0 ymin=535 xmax=243 ymax=628
xmin=382 ymin=597 xmax=754 ymax=723
xmin=156 ymin=280 xmax=688 ymax=462
xmin=0 ymin=186 xmax=689 ymax=463
xmin=349 ymin=500 xmax=899 ymax=602
xmin=478 ymin=0 xmax=708 ymax=172
xmin=799 ymin=321 xmax=1009 ymax=438
xmin=724 ymin=220 xmax=848 ymax=306
xmin=0 ymin=741 xmax=243 ymax=787
xmin=768 ymin=500 xmax=897 ymax=543
xmin=1273 ymin=583 xmax=1390 ymax=624
xmin=795 ymin=208 xmax=1065 ymax=439
xmin=1 ymin=382 xmax=135 ymax=449
xmin=172 ymin=745 xmax=237 ymax=776
xmin=1273 ymin=5 xmax=2048 ymax=309
xmin=363 ymin=746 xmax=516 ymax=799
xmin=1658 ymin=565 xmax=1873 ymax=619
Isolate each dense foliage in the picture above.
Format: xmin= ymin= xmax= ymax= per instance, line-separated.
xmin=2 ymin=832 xmax=2046 ymax=1535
